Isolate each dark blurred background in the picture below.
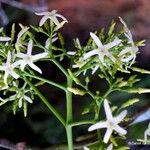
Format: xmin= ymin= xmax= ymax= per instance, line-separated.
xmin=0 ymin=0 xmax=150 ymax=149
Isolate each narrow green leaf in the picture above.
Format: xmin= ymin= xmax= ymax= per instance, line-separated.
xmin=132 ymin=67 xmax=150 ymax=74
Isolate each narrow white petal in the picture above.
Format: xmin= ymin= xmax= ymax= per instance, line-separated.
xmin=35 ymin=12 xmax=49 ymax=16
xmin=29 ymin=63 xmax=42 ymax=74
xmin=52 ymin=37 xmax=58 ymax=42
xmin=16 ymin=53 xmax=27 ymax=58
xmin=50 ymin=16 xmax=60 ymax=27
xmin=114 ymin=110 xmax=127 ymax=123
xmin=24 ymin=95 xmax=33 ymax=103
xmin=90 ymin=32 xmax=103 ymax=48
xmin=6 ymin=51 xmax=11 ymax=64
xmin=92 ymin=65 xmax=99 ymax=74
xmin=56 ymin=14 xmax=68 ymax=22
xmin=0 ymin=37 xmax=11 ymax=41
xmin=106 ymin=51 xmax=116 ymax=62
xmin=114 ymin=124 xmax=127 ymax=135
xmin=10 ymin=71 xmax=19 ymax=79
xmin=18 ymin=98 xmax=23 ymax=108
xmin=88 ymin=121 xmax=107 ymax=131
xmin=39 ymin=16 xmax=49 ymax=26
xmin=121 ymin=55 xmax=134 ymax=62
xmin=104 ymin=100 xmax=113 ymax=120
xmin=104 ymin=39 xmax=121 ymax=49
xmin=27 ymin=40 xmax=33 ymax=55
xmin=67 ymin=51 xmax=76 ymax=55
xmin=4 ymin=72 xmax=9 ymax=85
xmin=32 ymin=52 xmax=48 ymax=61
xmin=83 ymin=49 xmax=99 ymax=60
xmin=119 ymin=47 xmax=132 ymax=56
xmin=20 ymin=62 xmax=27 ymax=71
xmin=17 ymin=27 xmax=29 ymax=41
xmin=103 ymin=128 xmax=113 ymax=143
xmin=107 ymin=144 xmax=113 ymax=150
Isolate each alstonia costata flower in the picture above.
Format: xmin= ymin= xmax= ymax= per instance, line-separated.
xmin=16 ymin=39 xmax=48 ymax=74
xmin=35 ymin=10 xmax=68 ymax=27
xmin=118 ymin=17 xmax=138 ymax=67
xmin=0 ymin=51 xmax=19 ymax=84
xmin=88 ymin=99 xmax=127 ymax=143
xmin=83 ymin=32 xmax=121 ymax=64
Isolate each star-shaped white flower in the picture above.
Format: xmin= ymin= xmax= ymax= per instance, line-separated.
xmin=88 ymin=99 xmax=127 ymax=143
xmin=118 ymin=17 xmax=138 ymax=67
xmin=0 ymin=51 xmax=19 ymax=84
xmin=35 ymin=10 xmax=68 ymax=27
xmin=83 ymin=32 xmax=121 ymax=64
xmin=16 ymin=39 xmax=48 ymax=74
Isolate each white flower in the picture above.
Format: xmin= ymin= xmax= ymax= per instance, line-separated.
xmin=119 ymin=17 xmax=138 ymax=67
xmin=35 ymin=10 xmax=68 ymax=27
xmin=83 ymin=32 xmax=121 ymax=64
xmin=16 ymin=39 xmax=48 ymax=74
xmin=88 ymin=99 xmax=127 ymax=143
xmin=107 ymin=144 xmax=113 ymax=150
xmin=0 ymin=51 xmax=19 ymax=84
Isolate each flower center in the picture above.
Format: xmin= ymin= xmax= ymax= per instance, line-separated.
xmin=107 ymin=120 xmax=115 ymax=128
xmin=24 ymin=55 xmax=32 ymax=62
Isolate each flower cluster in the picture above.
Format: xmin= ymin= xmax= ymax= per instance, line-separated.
xmin=69 ymin=17 xmax=142 ymax=75
xmin=0 ymin=10 xmax=67 ymax=114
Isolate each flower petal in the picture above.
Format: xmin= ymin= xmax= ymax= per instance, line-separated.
xmin=104 ymin=99 xmax=113 ymax=120
xmin=104 ymin=38 xmax=121 ymax=49
xmin=103 ymin=128 xmax=113 ymax=143
xmin=29 ymin=63 xmax=42 ymax=74
xmin=107 ymin=144 xmax=113 ymax=150
xmin=27 ymin=40 xmax=33 ymax=55
xmin=39 ymin=16 xmax=49 ymax=26
xmin=90 ymin=32 xmax=103 ymax=48
xmin=114 ymin=124 xmax=127 ymax=135
xmin=24 ymin=95 xmax=33 ymax=103
xmin=32 ymin=52 xmax=48 ymax=61
xmin=114 ymin=110 xmax=127 ymax=123
xmin=0 ymin=37 xmax=11 ymax=41
xmin=88 ymin=121 xmax=107 ymax=131
xmin=83 ymin=49 xmax=99 ymax=60
xmin=17 ymin=27 xmax=29 ymax=42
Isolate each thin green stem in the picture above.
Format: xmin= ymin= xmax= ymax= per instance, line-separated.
xmin=23 ymin=72 xmax=67 ymax=92
xmin=69 ymin=120 xmax=95 ymax=127
xmin=66 ymin=77 xmax=73 ymax=150
xmin=24 ymin=77 xmax=66 ymax=126
xmin=52 ymin=59 xmax=68 ymax=77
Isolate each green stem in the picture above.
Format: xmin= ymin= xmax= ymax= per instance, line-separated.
xmin=69 ymin=120 xmax=95 ymax=127
xmin=52 ymin=59 xmax=68 ymax=77
xmin=23 ymin=72 xmax=67 ymax=92
xmin=24 ymin=77 xmax=66 ymax=126
xmin=66 ymin=77 xmax=73 ymax=150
